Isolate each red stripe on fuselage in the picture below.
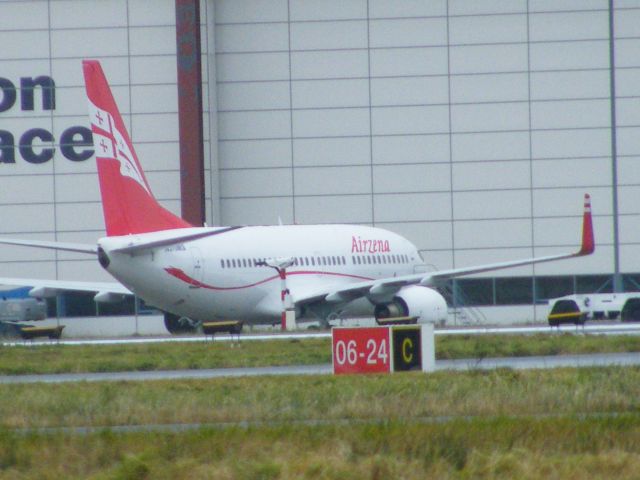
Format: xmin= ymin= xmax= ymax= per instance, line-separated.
xmin=164 ymin=267 xmax=373 ymax=291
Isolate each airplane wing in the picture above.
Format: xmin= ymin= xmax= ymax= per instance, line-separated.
xmin=295 ymin=194 xmax=595 ymax=309
xmin=0 ymin=277 xmax=131 ymax=297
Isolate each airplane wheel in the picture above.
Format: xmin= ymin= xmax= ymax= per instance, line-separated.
xmin=164 ymin=312 xmax=199 ymax=334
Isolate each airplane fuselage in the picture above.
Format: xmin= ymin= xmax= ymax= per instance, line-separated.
xmin=99 ymin=224 xmax=424 ymax=323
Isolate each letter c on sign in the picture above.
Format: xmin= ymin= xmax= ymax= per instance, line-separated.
xmin=402 ymin=338 xmax=413 ymax=363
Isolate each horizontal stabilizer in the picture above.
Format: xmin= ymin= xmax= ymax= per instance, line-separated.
xmin=110 ymin=226 xmax=243 ymax=253
xmin=0 ymin=238 xmax=97 ymax=254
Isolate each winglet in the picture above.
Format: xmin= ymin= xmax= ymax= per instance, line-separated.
xmin=578 ymin=193 xmax=594 ymax=256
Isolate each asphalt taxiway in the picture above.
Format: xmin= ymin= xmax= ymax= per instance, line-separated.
xmin=2 ymin=351 xmax=640 ymax=384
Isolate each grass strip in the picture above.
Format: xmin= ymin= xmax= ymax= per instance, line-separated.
xmin=2 ymin=415 xmax=640 ymax=479
xmin=2 ymin=367 xmax=640 ymax=429
xmin=2 ymin=333 xmax=640 ymax=375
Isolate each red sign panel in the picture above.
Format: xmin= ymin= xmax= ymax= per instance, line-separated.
xmin=332 ymin=327 xmax=391 ymax=374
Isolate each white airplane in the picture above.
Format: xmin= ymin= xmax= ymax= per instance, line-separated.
xmin=0 ymin=60 xmax=595 ymax=333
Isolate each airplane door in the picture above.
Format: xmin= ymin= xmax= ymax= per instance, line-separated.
xmin=189 ymin=247 xmax=204 ymax=288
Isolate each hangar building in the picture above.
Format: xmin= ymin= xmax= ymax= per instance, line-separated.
xmin=0 ymin=0 xmax=639 ymax=323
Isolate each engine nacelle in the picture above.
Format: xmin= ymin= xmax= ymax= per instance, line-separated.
xmin=374 ymin=285 xmax=447 ymax=324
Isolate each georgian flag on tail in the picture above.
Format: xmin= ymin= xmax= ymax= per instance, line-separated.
xmin=88 ymin=99 xmax=150 ymax=195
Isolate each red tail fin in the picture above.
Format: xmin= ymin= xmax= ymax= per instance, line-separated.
xmin=82 ymin=60 xmax=191 ymax=236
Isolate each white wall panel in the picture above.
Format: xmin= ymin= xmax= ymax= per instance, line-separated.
xmin=449 ymin=15 xmax=527 ymax=44
xmin=380 ymin=221 xmax=452 ymax=252
xmin=530 ymin=41 xmax=609 ymax=70
xmin=217 ymin=52 xmax=289 ymax=81
xmin=215 ymin=0 xmax=288 ymax=23
xmin=218 ymin=110 xmax=290 ymax=140
xmin=529 ymin=11 xmax=608 ymax=41
xmin=370 ymin=47 xmax=448 ymax=77
xmin=532 ymin=187 xmax=612 ymax=217
xmin=291 ymin=21 xmax=367 ymax=50
xmin=449 ymin=0 xmax=526 ymax=15
xmin=615 ymin=8 xmax=640 ymax=38
xmin=57 ymin=259 xmax=112 ymax=282
xmin=369 ymin=0 xmax=446 ymax=18
xmin=618 ymin=185 xmax=640 ymax=215
xmin=221 ymin=197 xmax=293 ymax=225
xmin=221 ymin=168 xmax=292 ymax=197
xmin=295 ymin=165 xmax=370 ymax=196
xmin=294 ymin=137 xmax=370 ymax=166
xmin=52 ymin=57 xmax=130 ymax=87
xmin=293 ymin=108 xmax=369 ymax=137
xmin=219 ymin=139 xmax=291 ymax=169
xmin=135 ymin=142 xmax=180 ymax=170
xmin=454 ymin=219 xmax=532 ymax=249
xmin=130 ymin=26 xmax=177 ymax=55
xmin=145 ymin=171 xmax=182 ymax=199
xmin=451 ymin=103 xmax=529 ymax=133
xmin=617 ymin=127 xmax=640 ymax=156
xmin=372 ymin=105 xmax=449 ymax=135
xmin=295 ymin=195 xmax=372 ymax=224
xmin=1 ymin=31 xmax=50 ymax=60
xmin=0 ymin=59 xmax=52 ymax=82
xmin=290 ymin=0 xmax=366 ymax=21
xmin=371 ymin=76 xmax=449 ymax=106
xmin=0 ymin=2 xmax=48 ymax=30
xmin=131 ymin=113 xmax=179 ymax=142
xmin=530 ymin=70 xmax=610 ymax=100
xmin=531 ymin=129 xmax=611 ymax=159
xmin=532 ymin=157 xmax=611 ymax=188
xmin=531 ymin=99 xmax=610 ymax=130
xmin=454 ymin=190 xmax=531 ymax=220
xmin=0 ymin=204 xmax=55 ymax=234
xmin=218 ymin=81 xmax=290 ymax=111
xmin=131 ymin=85 xmax=179 ymax=113
xmin=370 ymin=18 xmax=447 ymax=47
xmin=129 ymin=0 xmax=176 ymax=26
xmin=291 ymin=50 xmax=368 ymax=79
xmin=0 ymin=175 xmax=53 ymax=205
xmin=0 ymin=262 xmax=57 ymax=279
xmin=374 ymin=192 xmax=451 ymax=222
xmin=51 ymin=29 xmax=128 ymax=57
xmin=616 ymin=98 xmax=640 ymax=127
xmin=453 ymin=161 xmax=531 ymax=191
xmin=529 ymin=0 xmax=607 ymax=12
xmin=616 ymin=68 xmax=640 ymax=96
xmin=450 ymin=44 xmax=528 ymax=74
xmin=293 ymin=79 xmax=369 ymax=108
xmin=130 ymin=56 xmax=177 ymax=85
xmin=618 ymin=156 xmax=640 ymax=185
xmin=452 ymin=131 xmax=530 ymax=161
xmin=373 ymin=135 xmax=450 ymax=165
xmin=50 ymin=0 xmax=127 ymax=29
xmin=373 ymin=163 xmax=450 ymax=193
xmin=216 ymin=24 xmax=288 ymax=53
xmin=55 ymin=202 xmax=104 ymax=231
xmin=534 ymin=217 xmax=592 ymax=247
xmin=451 ymin=73 xmax=528 ymax=103
xmin=54 ymin=174 xmax=101 ymax=202
xmin=620 ymin=244 xmax=640 ymax=273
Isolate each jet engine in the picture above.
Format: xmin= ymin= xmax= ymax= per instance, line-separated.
xmin=374 ymin=285 xmax=447 ymax=324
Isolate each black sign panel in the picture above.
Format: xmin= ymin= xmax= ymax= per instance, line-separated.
xmin=392 ymin=327 xmax=422 ymax=371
